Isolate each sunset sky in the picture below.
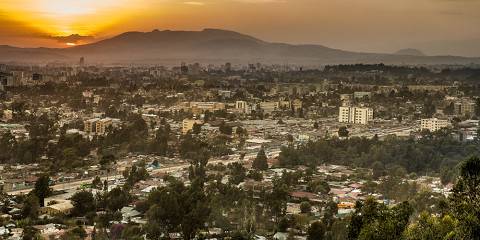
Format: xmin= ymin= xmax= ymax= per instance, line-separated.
xmin=1 ymin=0 xmax=479 ymax=56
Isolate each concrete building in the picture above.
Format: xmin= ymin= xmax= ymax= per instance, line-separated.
xmin=338 ymin=107 xmax=373 ymax=125
xmin=84 ymin=118 xmax=116 ymax=135
xmin=454 ymin=100 xmax=476 ymax=116
xmin=181 ymin=102 xmax=226 ymax=114
xmin=84 ymin=118 xmax=100 ymax=133
xmin=182 ymin=119 xmax=204 ymax=134
xmin=340 ymin=94 xmax=353 ymax=106
xmin=235 ymin=101 xmax=251 ymax=114
xmin=421 ymin=118 xmax=450 ymax=132
xmin=260 ymin=102 xmax=279 ymax=114
xmin=95 ymin=118 xmax=113 ymax=135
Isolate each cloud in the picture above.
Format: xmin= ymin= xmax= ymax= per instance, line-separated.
xmin=234 ymin=0 xmax=285 ymax=2
xmin=45 ymin=34 xmax=95 ymax=44
xmin=184 ymin=1 xmax=205 ymax=5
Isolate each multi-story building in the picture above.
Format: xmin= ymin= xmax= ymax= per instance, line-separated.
xmin=180 ymin=102 xmax=226 ymax=114
xmin=84 ymin=118 xmax=100 ymax=133
xmin=338 ymin=107 xmax=374 ymax=125
xmin=96 ymin=118 xmax=113 ymax=135
xmin=420 ymin=118 xmax=450 ymax=132
xmin=84 ymin=118 xmax=117 ymax=135
xmin=235 ymin=101 xmax=251 ymax=114
xmin=454 ymin=100 xmax=476 ymax=116
xmin=260 ymin=102 xmax=279 ymax=114
xmin=182 ymin=119 xmax=204 ymax=134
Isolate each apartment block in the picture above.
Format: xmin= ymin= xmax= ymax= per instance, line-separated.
xmin=182 ymin=119 xmax=204 ymax=134
xmin=421 ymin=118 xmax=450 ymax=132
xmin=338 ymin=107 xmax=374 ymax=125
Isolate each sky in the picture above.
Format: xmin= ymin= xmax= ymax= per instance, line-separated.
xmin=0 ymin=0 xmax=479 ymax=56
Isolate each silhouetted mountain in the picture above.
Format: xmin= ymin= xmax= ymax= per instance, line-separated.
xmin=0 ymin=29 xmax=479 ymax=65
xmin=394 ymin=48 xmax=426 ymax=56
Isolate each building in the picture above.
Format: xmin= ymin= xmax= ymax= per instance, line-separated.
xmin=182 ymin=119 xmax=204 ymax=134
xmin=454 ymin=100 xmax=476 ymax=116
xmin=84 ymin=118 xmax=117 ymax=135
xmin=421 ymin=118 xmax=450 ymax=132
xmin=260 ymin=102 xmax=279 ymax=114
xmin=354 ymin=92 xmax=372 ymax=99
xmin=180 ymin=102 xmax=226 ymax=114
xmin=40 ymin=200 xmax=74 ymax=216
xmin=338 ymin=107 xmax=373 ymax=125
xmin=84 ymin=118 xmax=100 ymax=133
xmin=340 ymin=94 xmax=353 ymax=106
xmin=95 ymin=118 xmax=113 ymax=135
xmin=235 ymin=101 xmax=251 ymax=114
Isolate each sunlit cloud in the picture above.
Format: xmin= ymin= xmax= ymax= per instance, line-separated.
xmin=184 ymin=1 xmax=205 ymax=5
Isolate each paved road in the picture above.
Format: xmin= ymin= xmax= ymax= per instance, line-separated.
xmin=6 ymin=158 xmax=241 ymax=196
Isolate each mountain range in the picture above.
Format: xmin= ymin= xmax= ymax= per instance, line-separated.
xmin=1 ymin=29 xmax=479 ymax=65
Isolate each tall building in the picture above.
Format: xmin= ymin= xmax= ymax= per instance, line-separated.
xmin=95 ymin=119 xmax=113 ymax=135
xmin=84 ymin=118 xmax=115 ymax=135
xmin=338 ymin=107 xmax=373 ymax=125
xmin=182 ymin=119 xmax=204 ymax=134
xmin=421 ymin=118 xmax=450 ymax=132
xmin=84 ymin=118 xmax=100 ymax=133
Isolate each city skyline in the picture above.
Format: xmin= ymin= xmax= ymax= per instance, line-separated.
xmin=1 ymin=0 xmax=480 ymax=56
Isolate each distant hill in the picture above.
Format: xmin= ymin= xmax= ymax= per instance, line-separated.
xmin=394 ymin=48 xmax=426 ymax=56
xmin=0 ymin=29 xmax=479 ymax=65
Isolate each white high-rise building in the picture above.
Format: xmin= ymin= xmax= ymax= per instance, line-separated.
xmin=338 ymin=107 xmax=374 ymax=125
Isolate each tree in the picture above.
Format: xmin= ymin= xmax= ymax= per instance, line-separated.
xmin=449 ymin=156 xmax=480 ymax=239
xmin=219 ymin=122 xmax=233 ymax=135
xmin=228 ymin=162 xmax=246 ymax=185
xmin=107 ymin=187 xmax=130 ymax=212
xmin=192 ymin=123 xmax=202 ymax=134
xmin=338 ymin=126 xmax=349 ymax=138
xmin=71 ymin=191 xmax=96 ymax=217
xmin=92 ymin=176 xmax=103 ymax=189
xmin=300 ymin=201 xmax=312 ymax=214
xmin=252 ymin=148 xmax=268 ymax=171
xmin=22 ymin=224 xmax=40 ymax=240
xmin=150 ymin=125 xmax=170 ymax=156
xmin=347 ymin=198 xmax=413 ymax=240
xmin=404 ymin=212 xmax=456 ymax=240
xmin=62 ymin=226 xmax=87 ymax=240
xmin=32 ymin=175 xmax=52 ymax=207
xmin=22 ymin=195 xmax=40 ymax=219
xmin=307 ymin=221 xmax=326 ymax=240
xmin=307 ymin=179 xmax=330 ymax=194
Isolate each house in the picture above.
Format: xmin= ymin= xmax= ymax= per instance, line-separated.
xmin=40 ymin=200 xmax=74 ymax=216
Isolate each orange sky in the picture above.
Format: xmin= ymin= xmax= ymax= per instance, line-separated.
xmin=1 ymin=0 xmax=479 ymax=56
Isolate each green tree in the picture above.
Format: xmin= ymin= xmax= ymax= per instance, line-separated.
xmin=252 ymin=148 xmax=268 ymax=171
xmin=300 ymin=201 xmax=312 ymax=214
xmin=32 ymin=175 xmax=52 ymax=207
xmin=338 ymin=126 xmax=349 ymax=138
xmin=307 ymin=221 xmax=326 ymax=240
xmin=22 ymin=194 xmax=40 ymax=219
xmin=71 ymin=191 xmax=96 ymax=217
xmin=404 ymin=212 xmax=456 ymax=240
xmin=107 ymin=187 xmax=130 ymax=212
xmin=449 ymin=156 xmax=480 ymax=239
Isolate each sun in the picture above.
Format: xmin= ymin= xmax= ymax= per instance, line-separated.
xmin=66 ymin=43 xmax=77 ymax=46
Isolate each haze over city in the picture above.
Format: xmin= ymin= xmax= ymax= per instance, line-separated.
xmin=1 ymin=0 xmax=480 ymax=56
